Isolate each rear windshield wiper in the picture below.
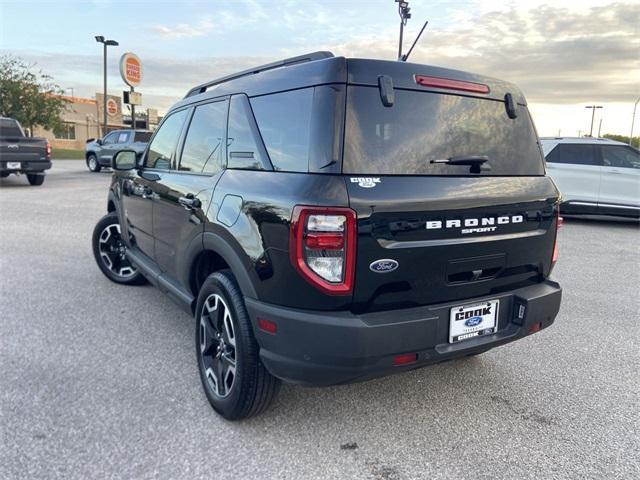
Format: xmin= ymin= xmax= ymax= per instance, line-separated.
xmin=431 ymin=155 xmax=490 ymax=174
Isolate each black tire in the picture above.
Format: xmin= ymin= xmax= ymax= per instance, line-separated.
xmin=87 ymin=154 xmax=101 ymax=172
xmin=195 ymin=270 xmax=280 ymax=420
xmin=27 ymin=174 xmax=45 ymax=186
xmin=91 ymin=212 xmax=146 ymax=285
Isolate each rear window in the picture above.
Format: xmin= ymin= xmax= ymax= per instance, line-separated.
xmin=343 ymin=86 xmax=544 ymax=176
xmin=0 ymin=118 xmax=24 ymax=138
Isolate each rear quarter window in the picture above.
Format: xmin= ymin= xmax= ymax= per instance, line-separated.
xmin=546 ymin=144 xmax=599 ymax=166
xmin=343 ymin=86 xmax=544 ymax=176
xmin=251 ymin=88 xmax=313 ymax=173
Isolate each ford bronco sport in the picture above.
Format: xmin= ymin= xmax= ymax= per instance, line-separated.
xmin=92 ymin=52 xmax=562 ymax=420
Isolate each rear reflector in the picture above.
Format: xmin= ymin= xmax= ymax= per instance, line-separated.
xmin=528 ymin=322 xmax=542 ymax=334
xmin=258 ymin=318 xmax=277 ymax=334
xmin=393 ymin=353 xmax=418 ymax=366
xmin=415 ymin=75 xmax=490 ymax=94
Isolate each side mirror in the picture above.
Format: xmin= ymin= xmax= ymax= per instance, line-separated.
xmin=112 ymin=150 xmax=137 ymax=170
xmin=96 ymin=138 xmax=103 ymax=145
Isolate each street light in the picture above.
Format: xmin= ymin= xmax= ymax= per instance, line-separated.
xmin=630 ymin=97 xmax=640 ymax=147
xmin=95 ymin=35 xmax=119 ymax=137
xmin=396 ymin=0 xmax=411 ymax=61
xmin=585 ymin=105 xmax=603 ymax=137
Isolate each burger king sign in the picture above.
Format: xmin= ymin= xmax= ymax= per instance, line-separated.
xmin=119 ymin=52 xmax=142 ymax=88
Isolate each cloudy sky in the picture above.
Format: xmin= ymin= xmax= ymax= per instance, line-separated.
xmin=1 ymin=0 xmax=638 ymax=137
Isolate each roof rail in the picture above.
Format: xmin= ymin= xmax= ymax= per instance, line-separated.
xmin=184 ymin=51 xmax=334 ymax=98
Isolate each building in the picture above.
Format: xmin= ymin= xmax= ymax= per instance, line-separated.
xmin=33 ymin=94 xmax=159 ymax=150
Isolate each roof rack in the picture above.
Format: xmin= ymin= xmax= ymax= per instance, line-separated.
xmin=184 ymin=51 xmax=334 ymax=98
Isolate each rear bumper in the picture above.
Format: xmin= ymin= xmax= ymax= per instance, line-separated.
xmin=246 ymin=280 xmax=562 ymax=386
xmin=0 ymin=160 xmax=52 ymax=173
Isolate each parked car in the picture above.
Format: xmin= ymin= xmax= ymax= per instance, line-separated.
xmin=92 ymin=52 xmax=562 ymax=420
xmin=0 ymin=117 xmax=51 ymax=186
xmin=541 ymin=137 xmax=640 ymax=218
xmin=85 ymin=129 xmax=151 ymax=172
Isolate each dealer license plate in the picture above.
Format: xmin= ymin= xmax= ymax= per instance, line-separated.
xmin=6 ymin=162 xmax=21 ymax=169
xmin=449 ymin=299 xmax=499 ymax=343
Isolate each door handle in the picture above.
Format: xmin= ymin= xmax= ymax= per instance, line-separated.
xmin=178 ymin=195 xmax=202 ymax=210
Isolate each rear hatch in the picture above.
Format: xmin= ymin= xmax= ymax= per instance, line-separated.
xmin=342 ymin=63 xmax=559 ymax=313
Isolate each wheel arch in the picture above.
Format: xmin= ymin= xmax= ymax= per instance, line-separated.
xmin=191 ymin=232 xmax=258 ymax=302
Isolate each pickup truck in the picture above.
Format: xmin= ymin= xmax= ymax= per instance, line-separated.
xmin=0 ymin=117 xmax=51 ymax=186
xmin=85 ymin=129 xmax=152 ymax=172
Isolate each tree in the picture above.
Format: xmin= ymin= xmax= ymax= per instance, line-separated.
xmin=603 ymin=134 xmax=639 ymax=149
xmin=0 ymin=55 xmax=70 ymax=136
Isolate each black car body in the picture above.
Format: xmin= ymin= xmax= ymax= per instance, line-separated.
xmin=94 ymin=52 xmax=562 ymax=418
xmin=0 ymin=117 xmax=51 ymax=185
xmin=85 ymin=129 xmax=151 ymax=172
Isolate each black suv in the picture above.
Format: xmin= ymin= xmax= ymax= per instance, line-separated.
xmin=92 ymin=52 xmax=562 ymax=420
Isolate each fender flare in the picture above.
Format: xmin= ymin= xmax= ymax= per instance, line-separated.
xmin=202 ymin=231 xmax=258 ymax=299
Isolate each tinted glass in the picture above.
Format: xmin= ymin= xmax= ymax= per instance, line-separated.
xmin=134 ymin=132 xmax=152 ymax=142
xmin=179 ymin=100 xmax=227 ymax=174
xmin=145 ymin=109 xmax=188 ymax=169
xmin=546 ymin=144 xmax=599 ymax=166
xmin=343 ymin=86 xmax=544 ymax=176
xmin=102 ymin=132 xmax=119 ymax=144
xmin=0 ymin=118 xmax=24 ymax=137
xmin=227 ymin=95 xmax=265 ymax=170
xmin=251 ymin=88 xmax=313 ymax=172
xmin=601 ymin=145 xmax=640 ymax=169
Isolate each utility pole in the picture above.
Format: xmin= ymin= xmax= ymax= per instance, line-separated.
xmin=630 ymin=97 xmax=640 ymax=147
xmin=95 ymin=36 xmax=119 ymax=137
xmin=585 ymin=105 xmax=603 ymax=137
xmin=597 ymin=118 xmax=602 ymax=138
xmin=396 ymin=1 xmax=411 ymax=61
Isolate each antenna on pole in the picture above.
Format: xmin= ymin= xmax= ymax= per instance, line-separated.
xmin=401 ymin=19 xmax=428 ymax=62
xmin=396 ymin=0 xmax=411 ymax=61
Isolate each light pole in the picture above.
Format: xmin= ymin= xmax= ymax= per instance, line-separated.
xmin=630 ymin=97 xmax=640 ymax=147
xmin=95 ymin=35 xmax=119 ymax=137
xmin=585 ymin=105 xmax=602 ymax=137
xmin=396 ymin=1 xmax=411 ymax=61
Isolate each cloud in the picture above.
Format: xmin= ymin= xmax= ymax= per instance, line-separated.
xmin=324 ymin=2 xmax=639 ymax=104
xmin=151 ymin=18 xmax=215 ymax=38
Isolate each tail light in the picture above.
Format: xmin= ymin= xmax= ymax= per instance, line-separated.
xmin=45 ymin=142 xmax=51 ymax=159
xmin=550 ymin=206 xmax=561 ymax=273
xmin=290 ymin=206 xmax=356 ymax=295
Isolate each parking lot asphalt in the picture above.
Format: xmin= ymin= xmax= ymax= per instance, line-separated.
xmin=1 ymin=160 xmax=639 ymax=480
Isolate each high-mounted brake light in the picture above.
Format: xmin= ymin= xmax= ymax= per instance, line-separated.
xmin=290 ymin=206 xmax=356 ymax=295
xmin=414 ymin=75 xmax=490 ymax=94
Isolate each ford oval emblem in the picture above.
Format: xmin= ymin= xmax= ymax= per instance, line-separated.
xmin=465 ymin=316 xmax=483 ymax=327
xmin=369 ymin=259 xmax=399 ymax=273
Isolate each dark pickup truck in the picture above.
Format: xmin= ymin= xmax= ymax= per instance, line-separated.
xmin=0 ymin=117 xmax=51 ymax=186
xmin=85 ymin=129 xmax=152 ymax=172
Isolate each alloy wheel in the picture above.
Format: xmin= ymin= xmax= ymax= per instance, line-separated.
xmin=98 ymin=224 xmax=137 ymax=278
xmin=199 ymin=293 xmax=237 ymax=398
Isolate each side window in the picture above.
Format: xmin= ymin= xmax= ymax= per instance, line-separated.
xmin=601 ymin=145 xmax=640 ymax=169
xmin=145 ymin=109 xmax=189 ymax=169
xmin=102 ymin=132 xmax=118 ymax=144
xmin=546 ymin=144 xmax=599 ymax=166
xmin=226 ymin=95 xmax=266 ymax=170
xmin=250 ymin=88 xmax=313 ymax=172
xmin=117 ymin=132 xmax=130 ymax=144
xmin=179 ymin=99 xmax=228 ymax=174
